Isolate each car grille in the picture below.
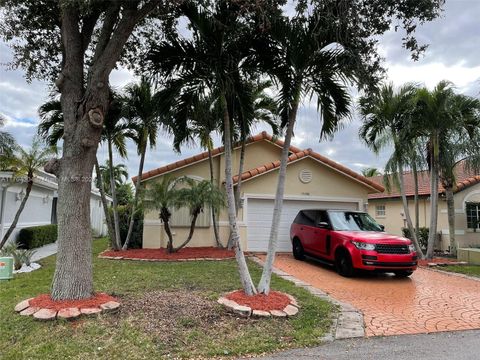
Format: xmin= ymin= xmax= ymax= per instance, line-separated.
xmin=375 ymin=244 xmax=409 ymax=254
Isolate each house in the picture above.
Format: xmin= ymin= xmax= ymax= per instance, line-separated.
xmin=135 ymin=132 xmax=384 ymax=252
xmin=0 ymin=170 xmax=112 ymax=243
xmin=367 ymin=163 xmax=480 ymax=251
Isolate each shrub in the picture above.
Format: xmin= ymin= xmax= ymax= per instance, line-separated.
xmin=109 ymin=205 xmax=143 ymax=249
xmin=17 ymin=224 xmax=57 ymax=249
xmin=1 ymin=241 xmax=36 ymax=270
xmin=402 ymin=227 xmax=429 ymax=250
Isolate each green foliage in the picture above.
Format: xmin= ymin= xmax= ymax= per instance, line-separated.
xmin=402 ymin=227 xmax=429 ymax=250
xmin=176 ymin=178 xmax=226 ymax=215
xmin=1 ymin=241 xmax=36 ymax=270
xmin=116 ymin=182 xmax=134 ymax=206
xmin=17 ymin=224 xmax=57 ymax=249
xmin=109 ymin=206 xmax=143 ymax=249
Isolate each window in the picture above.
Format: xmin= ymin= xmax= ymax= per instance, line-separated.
xmin=170 ymin=206 xmax=211 ymax=228
xmin=466 ymin=202 xmax=480 ymax=229
xmin=375 ymin=205 xmax=386 ymax=218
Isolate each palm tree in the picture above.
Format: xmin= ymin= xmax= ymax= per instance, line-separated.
xmin=122 ymin=77 xmax=164 ymax=250
xmin=0 ymin=136 xmax=56 ymax=250
xmin=95 ymin=161 xmax=129 ymax=195
xmin=173 ymin=179 xmax=225 ymax=252
xmin=146 ymin=1 xmax=258 ymax=294
xmin=359 ymin=83 xmax=424 ymax=258
xmin=255 ymin=14 xmax=353 ymax=294
xmin=417 ymin=90 xmax=480 ymax=256
xmin=143 ymin=176 xmax=182 ymax=253
xmin=361 ymin=168 xmax=381 ymax=178
xmin=0 ymin=114 xmax=17 ymax=160
xmin=161 ymin=92 xmax=224 ymax=247
xmin=411 ymin=81 xmax=480 ymax=259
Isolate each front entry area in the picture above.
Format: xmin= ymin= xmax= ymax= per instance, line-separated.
xmin=245 ymin=197 xmax=359 ymax=252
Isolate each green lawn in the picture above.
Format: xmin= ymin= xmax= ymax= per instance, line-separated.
xmin=0 ymin=238 xmax=334 ymax=359
xmin=442 ymin=265 xmax=480 ymax=278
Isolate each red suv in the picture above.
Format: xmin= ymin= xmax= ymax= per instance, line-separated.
xmin=290 ymin=209 xmax=417 ymax=277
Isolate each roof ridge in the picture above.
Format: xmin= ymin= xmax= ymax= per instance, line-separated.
xmin=132 ymin=132 xmax=300 ymax=183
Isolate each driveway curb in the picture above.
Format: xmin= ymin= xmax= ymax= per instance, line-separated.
xmin=251 ymin=256 xmax=365 ymax=340
xmin=421 ymin=266 xmax=480 ymax=282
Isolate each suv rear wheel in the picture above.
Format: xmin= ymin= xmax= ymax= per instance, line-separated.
xmin=292 ymin=238 xmax=305 ymax=260
xmin=335 ymin=250 xmax=355 ymax=277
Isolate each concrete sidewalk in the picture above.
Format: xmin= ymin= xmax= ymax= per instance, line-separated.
xmin=31 ymin=242 xmax=58 ymax=262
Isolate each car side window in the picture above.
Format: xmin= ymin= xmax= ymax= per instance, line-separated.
xmin=295 ymin=210 xmax=316 ymax=226
xmin=316 ymin=211 xmax=330 ymax=227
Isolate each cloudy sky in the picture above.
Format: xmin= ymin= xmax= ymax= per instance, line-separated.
xmin=1 ymin=0 xmax=479 ymax=181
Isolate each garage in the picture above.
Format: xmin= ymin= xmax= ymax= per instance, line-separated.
xmin=246 ymin=197 xmax=359 ymax=252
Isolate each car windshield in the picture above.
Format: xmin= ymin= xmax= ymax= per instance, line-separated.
xmin=328 ymin=211 xmax=383 ymax=232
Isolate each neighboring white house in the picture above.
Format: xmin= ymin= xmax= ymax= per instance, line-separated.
xmin=0 ymin=170 xmax=111 ymax=244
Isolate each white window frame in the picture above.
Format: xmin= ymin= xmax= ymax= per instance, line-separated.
xmin=375 ymin=204 xmax=386 ymax=218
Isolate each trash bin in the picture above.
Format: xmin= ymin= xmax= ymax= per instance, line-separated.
xmin=0 ymin=257 xmax=14 ymax=280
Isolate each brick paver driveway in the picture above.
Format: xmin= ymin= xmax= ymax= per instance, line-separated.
xmin=269 ymin=254 xmax=480 ymax=336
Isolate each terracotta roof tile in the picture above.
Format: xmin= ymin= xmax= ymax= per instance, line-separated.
xmin=132 ymin=132 xmax=298 ymax=182
xmin=231 ymin=148 xmax=384 ymax=192
xmin=368 ymin=161 xmax=480 ymax=199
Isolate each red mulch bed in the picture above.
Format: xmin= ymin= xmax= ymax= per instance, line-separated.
xmin=101 ymin=247 xmax=235 ymax=260
xmin=418 ymin=257 xmax=458 ymax=266
xmin=29 ymin=293 xmax=117 ymax=311
xmin=226 ymin=290 xmax=291 ymax=311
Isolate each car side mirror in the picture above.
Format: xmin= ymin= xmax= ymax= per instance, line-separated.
xmin=317 ymin=221 xmax=330 ymax=229
xmin=379 ymin=224 xmax=385 ymax=231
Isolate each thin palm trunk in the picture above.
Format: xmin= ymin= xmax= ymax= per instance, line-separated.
xmin=173 ymin=210 xmax=200 ymax=252
xmin=95 ymin=158 xmax=116 ymax=247
xmin=412 ymin=161 xmax=420 ymax=240
xmin=208 ymin=146 xmax=222 ymax=248
xmin=445 ymin=185 xmax=456 ymax=255
xmin=222 ymin=93 xmax=256 ymax=295
xmin=123 ymin=141 xmax=147 ymax=250
xmin=398 ymin=163 xmax=424 ymax=258
xmin=427 ymin=136 xmax=439 ymax=260
xmin=227 ymin=137 xmax=246 ymax=249
xmin=107 ymin=140 xmax=122 ymax=250
xmin=258 ymin=103 xmax=298 ymax=294
xmin=0 ymin=176 xmax=33 ymax=250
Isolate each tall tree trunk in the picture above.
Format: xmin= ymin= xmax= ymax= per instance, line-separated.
xmin=398 ymin=163 xmax=424 ymax=258
xmin=445 ymin=184 xmax=456 ymax=255
xmin=227 ymin=138 xmax=246 ymax=249
xmin=107 ymin=140 xmax=122 ymax=250
xmin=426 ymin=136 xmax=439 ymax=260
xmin=123 ymin=141 xmax=147 ymax=250
xmin=94 ymin=158 xmax=116 ymax=247
xmin=412 ymin=161 xmax=420 ymax=240
xmin=222 ymin=93 xmax=256 ymax=295
xmin=208 ymin=146 xmax=222 ymax=248
xmin=173 ymin=210 xmax=199 ymax=252
xmin=160 ymin=209 xmax=174 ymax=253
xmin=257 ymin=103 xmax=298 ymax=294
xmin=0 ymin=176 xmax=33 ymax=249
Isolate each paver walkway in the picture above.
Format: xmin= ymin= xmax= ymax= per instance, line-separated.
xmin=31 ymin=242 xmax=58 ymax=262
xmin=266 ymin=254 xmax=480 ymax=336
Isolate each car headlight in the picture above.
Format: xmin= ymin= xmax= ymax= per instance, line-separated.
xmin=351 ymin=241 xmax=376 ymax=251
xmin=408 ymin=244 xmax=416 ymax=253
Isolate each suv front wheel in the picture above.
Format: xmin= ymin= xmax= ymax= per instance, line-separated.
xmin=335 ymin=250 xmax=355 ymax=277
xmin=292 ymin=238 xmax=305 ymax=260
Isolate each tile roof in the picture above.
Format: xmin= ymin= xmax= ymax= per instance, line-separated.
xmin=232 ymin=149 xmax=384 ymax=192
xmin=368 ymin=161 xmax=480 ymax=200
xmin=133 ymin=131 xmax=384 ymax=192
xmin=132 ymin=132 xmax=300 ymax=183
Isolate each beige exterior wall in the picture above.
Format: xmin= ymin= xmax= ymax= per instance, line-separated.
xmin=368 ymin=182 xmax=480 ymax=251
xmin=142 ymin=140 xmax=375 ymax=250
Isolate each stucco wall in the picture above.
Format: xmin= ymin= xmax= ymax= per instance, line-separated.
xmin=142 ymin=149 xmax=373 ymax=250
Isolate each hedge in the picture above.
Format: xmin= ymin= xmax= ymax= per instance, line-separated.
xmin=18 ymin=224 xmax=57 ymax=249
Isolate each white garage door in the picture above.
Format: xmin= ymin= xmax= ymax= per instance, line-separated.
xmin=246 ymin=198 xmax=359 ymax=252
